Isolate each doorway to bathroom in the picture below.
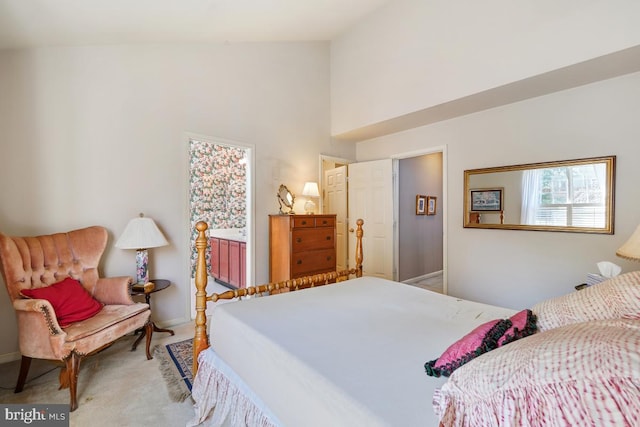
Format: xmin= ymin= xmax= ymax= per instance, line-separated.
xmin=187 ymin=134 xmax=254 ymax=299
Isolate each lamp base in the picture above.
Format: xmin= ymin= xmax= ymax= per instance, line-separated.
xmin=304 ymin=199 xmax=316 ymax=214
xmin=135 ymin=249 xmax=149 ymax=284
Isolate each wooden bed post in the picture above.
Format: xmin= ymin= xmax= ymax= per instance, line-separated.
xmin=193 ymin=221 xmax=210 ymax=376
xmin=354 ymin=219 xmax=363 ymax=278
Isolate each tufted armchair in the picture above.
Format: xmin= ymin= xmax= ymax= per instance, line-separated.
xmin=0 ymin=226 xmax=153 ymax=411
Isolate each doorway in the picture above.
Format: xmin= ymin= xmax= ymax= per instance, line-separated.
xmin=320 ymin=156 xmax=394 ymax=280
xmin=395 ymin=152 xmax=444 ymax=292
xmin=320 ymin=147 xmax=446 ymax=293
xmin=321 ymin=156 xmax=349 ymax=271
xmin=187 ymin=133 xmax=254 ymax=316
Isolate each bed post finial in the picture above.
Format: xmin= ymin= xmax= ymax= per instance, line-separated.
xmin=193 ymin=221 xmax=210 ymax=376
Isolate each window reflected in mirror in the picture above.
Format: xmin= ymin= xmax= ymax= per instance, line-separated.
xmin=464 ymin=156 xmax=615 ymax=233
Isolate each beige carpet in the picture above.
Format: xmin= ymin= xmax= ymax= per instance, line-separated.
xmin=0 ymin=322 xmax=197 ymax=427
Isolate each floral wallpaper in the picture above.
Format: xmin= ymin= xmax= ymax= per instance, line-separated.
xmin=189 ymin=139 xmax=247 ymax=277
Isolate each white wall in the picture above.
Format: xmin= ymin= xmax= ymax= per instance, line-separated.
xmin=0 ymin=42 xmax=355 ymax=360
xmin=331 ymin=0 xmax=640 ymax=136
xmin=356 ymin=71 xmax=640 ymax=309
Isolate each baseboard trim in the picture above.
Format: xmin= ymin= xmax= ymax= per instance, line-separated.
xmin=154 ymin=316 xmax=191 ymax=330
xmin=0 ymin=350 xmax=21 ymax=364
xmin=402 ymin=270 xmax=443 ymax=285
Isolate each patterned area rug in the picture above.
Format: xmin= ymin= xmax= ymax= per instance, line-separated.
xmin=155 ymin=339 xmax=193 ymax=402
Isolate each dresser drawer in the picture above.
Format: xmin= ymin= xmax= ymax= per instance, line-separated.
xmin=292 ymin=228 xmax=334 ymax=252
xmin=314 ymin=216 xmax=335 ymax=228
xmin=291 ymin=248 xmax=335 ymax=277
xmin=291 ymin=216 xmax=315 ymax=228
xmin=291 ymin=216 xmax=335 ymax=229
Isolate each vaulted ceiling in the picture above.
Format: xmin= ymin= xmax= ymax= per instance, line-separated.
xmin=0 ymin=0 xmax=390 ymax=50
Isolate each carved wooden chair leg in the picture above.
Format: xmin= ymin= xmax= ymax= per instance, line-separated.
xmin=59 ymin=366 xmax=68 ymax=389
xmin=14 ymin=355 xmax=31 ymax=393
xmin=145 ymin=321 xmax=153 ymax=360
xmin=64 ymin=352 xmax=81 ymax=412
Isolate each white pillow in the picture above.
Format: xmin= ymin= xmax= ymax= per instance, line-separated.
xmin=433 ymin=318 xmax=640 ymax=426
xmin=532 ymin=271 xmax=640 ymax=331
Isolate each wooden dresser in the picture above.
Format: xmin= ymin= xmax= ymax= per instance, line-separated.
xmin=269 ymin=214 xmax=336 ymax=282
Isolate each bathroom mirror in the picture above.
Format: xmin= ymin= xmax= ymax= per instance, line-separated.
xmin=464 ymin=155 xmax=615 ymax=233
xmin=277 ymin=184 xmax=296 ymax=214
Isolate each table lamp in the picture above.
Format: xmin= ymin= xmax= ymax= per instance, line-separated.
xmin=302 ymin=182 xmax=320 ymax=214
xmin=616 ymin=223 xmax=640 ymax=262
xmin=115 ymin=213 xmax=168 ymax=284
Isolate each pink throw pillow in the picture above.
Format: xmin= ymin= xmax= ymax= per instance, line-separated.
xmin=21 ymin=277 xmax=103 ymax=327
xmin=424 ymin=318 xmax=511 ymax=377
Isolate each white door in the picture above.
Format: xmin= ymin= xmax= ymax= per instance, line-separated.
xmin=348 ymin=159 xmax=394 ymax=279
xmin=324 ymin=165 xmax=348 ymax=271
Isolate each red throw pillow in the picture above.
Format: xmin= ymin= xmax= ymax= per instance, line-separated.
xmin=424 ymin=318 xmax=511 ymax=378
xmin=21 ymin=277 xmax=103 ymax=327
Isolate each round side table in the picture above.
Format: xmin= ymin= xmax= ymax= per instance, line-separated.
xmin=130 ymin=279 xmax=175 ymax=351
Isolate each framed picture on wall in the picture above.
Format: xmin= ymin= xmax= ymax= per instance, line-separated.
xmin=470 ymin=188 xmax=503 ymax=212
xmin=416 ymin=195 xmax=426 ymax=215
xmin=426 ymin=196 xmax=437 ymax=215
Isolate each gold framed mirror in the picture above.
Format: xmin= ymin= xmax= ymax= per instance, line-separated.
xmin=463 ymin=155 xmax=615 ymax=233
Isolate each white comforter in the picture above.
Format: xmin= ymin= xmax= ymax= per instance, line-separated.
xmin=190 ymin=276 xmax=516 ymax=427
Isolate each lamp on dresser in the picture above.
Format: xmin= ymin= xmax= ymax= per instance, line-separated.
xmin=115 ymin=213 xmax=168 ymax=286
xmin=302 ymin=181 xmax=320 ymax=214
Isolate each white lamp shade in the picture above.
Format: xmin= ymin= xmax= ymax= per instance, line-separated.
xmin=115 ymin=216 xmax=168 ymax=250
xmin=616 ymin=224 xmax=640 ymax=262
xmin=302 ymin=182 xmax=320 ymax=197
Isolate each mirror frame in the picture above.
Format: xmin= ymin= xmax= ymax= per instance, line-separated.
xmin=463 ymin=155 xmax=616 ymax=234
xmin=277 ymin=184 xmax=296 ymax=215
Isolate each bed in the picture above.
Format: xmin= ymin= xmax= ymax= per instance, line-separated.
xmin=188 ymin=219 xmax=640 ymax=426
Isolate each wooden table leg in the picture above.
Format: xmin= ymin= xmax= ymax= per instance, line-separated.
xmin=153 ymin=323 xmax=175 ymax=336
xmin=131 ymin=322 xmax=174 ymax=352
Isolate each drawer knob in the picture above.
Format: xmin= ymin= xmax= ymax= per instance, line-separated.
xmin=297 ymin=260 xmax=302 ymax=265
xmin=301 ymin=220 xmax=307 ymax=225
xmin=326 ymin=236 xmax=331 ymax=240
xmin=296 ymin=238 xmax=302 ymax=243
xmin=327 ymin=256 xmax=332 ymax=261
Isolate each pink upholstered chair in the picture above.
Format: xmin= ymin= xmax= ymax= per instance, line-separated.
xmin=0 ymin=226 xmax=153 ymax=411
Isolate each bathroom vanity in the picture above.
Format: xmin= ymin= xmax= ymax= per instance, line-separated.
xmin=209 ymin=228 xmax=246 ymax=289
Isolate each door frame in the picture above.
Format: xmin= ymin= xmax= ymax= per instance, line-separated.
xmin=319 ymin=146 xmax=447 ymax=294
xmin=185 ymin=132 xmax=255 ymax=318
xmin=391 ymin=145 xmax=447 ymax=294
